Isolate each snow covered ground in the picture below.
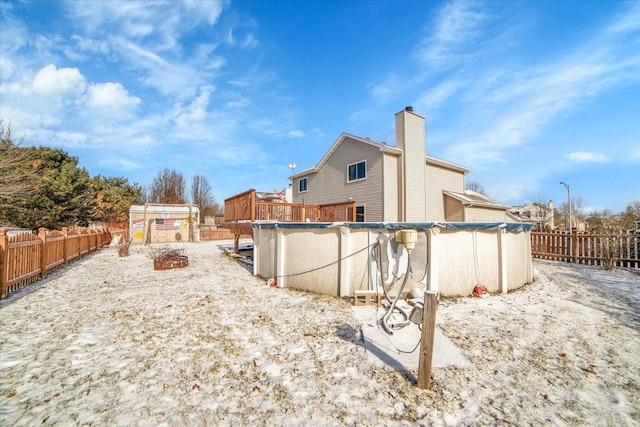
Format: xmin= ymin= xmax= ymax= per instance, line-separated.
xmin=1 ymin=241 xmax=638 ymax=426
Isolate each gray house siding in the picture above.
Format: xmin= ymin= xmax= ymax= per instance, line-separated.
xmin=292 ymin=137 xmax=385 ymax=221
xmin=426 ymin=163 xmax=465 ymax=221
xmin=465 ymin=206 xmax=508 ymax=222
xmin=285 ymin=108 xmax=507 ymax=224
xmin=444 ymin=196 xmax=464 ymax=221
xmin=382 ymin=152 xmax=400 ymax=222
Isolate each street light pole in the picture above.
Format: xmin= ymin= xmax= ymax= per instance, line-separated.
xmin=560 ymin=181 xmax=572 ymax=260
xmin=288 ymin=163 xmax=297 ymax=186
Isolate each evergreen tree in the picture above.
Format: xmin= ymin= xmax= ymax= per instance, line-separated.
xmin=92 ymin=176 xmax=143 ymax=223
xmin=7 ymin=147 xmax=96 ymax=229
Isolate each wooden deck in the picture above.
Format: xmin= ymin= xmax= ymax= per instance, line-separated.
xmin=223 ymin=189 xmax=356 ymax=252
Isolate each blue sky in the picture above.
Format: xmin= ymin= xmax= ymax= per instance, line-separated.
xmin=1 ymin=0 xmax=638 ymax=214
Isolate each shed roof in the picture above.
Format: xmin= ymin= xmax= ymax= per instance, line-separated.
xmin=289 ymin=132 xmax=470 ymax=180
xmin=443 ymin=190 xmax=509 ymax=211
xmin=129 ymin=204 xmax=200 ymax=214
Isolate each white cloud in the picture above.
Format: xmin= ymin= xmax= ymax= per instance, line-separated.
xmin=605 ymin=1 xmax=640 ymax=34
xmin=312 ymin=128 xmax=325 ymax=138
xmin=565 ymin=151 xmax=610 ymax=163
xmin=109 ymin=36 xmax=221 ymax=97
xmin=32 ymin=64 xmax=86 ymax=96
xmin=60 ymin=1 xmax=231 ymax=99
xmin=174 ymin=86 xmax=214 ymax=130
xmin=416 ymin=1 xmax=488 ymax=67
xmin=55 ymin=131 xmax=87 ymax=146
xmin=0 ymin=57 xmax=16 ymax=82
xmin=438 ymin=4 xmax=640 ymax=169
xmin=66 ymin=35 xmax=111 ymax=60
xmin=226 ymin=27 xmax=258 ymax=50
xmin=225 ymin=96 xmax=250 ymax=108
xmin=112 ymin=157 xmax=145 ymax=171
xmin=369 ymin=74 xmax=401 ymax=101
xmin=66 ymin=1 xmax=225 ymax=49
xmin=432 ymin=1 xmax=487 ymax=44
xmin=86 ymin=82 xmax=141 ymax=109
xmin=414 ymin=79 xmax=462 ymax=115
xmin=186 ymin=0 xmax=227 ymax=26
xmin=0 ymin=10 xmax=28 ymax=59
xmin=288 ymin=130 xmax=304 ymax=138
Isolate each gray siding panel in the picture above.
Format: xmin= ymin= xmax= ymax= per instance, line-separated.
xmin=465 ymin=206 xmax=507 ymax=222
xmin=292 ymin=137 xmax=385 ymax=221
xmin=382 ymin=153 xmax=400 ymax=221
xmin=426 ymin=163 xmax=465 ymax=221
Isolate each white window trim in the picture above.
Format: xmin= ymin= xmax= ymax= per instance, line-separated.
xmin=347 ymin=160 xmax=367 ymax=183
xmin=298 ymin=177 xmax=308 ymax=193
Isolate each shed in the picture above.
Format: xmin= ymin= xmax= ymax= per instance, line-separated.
xmin=129 ymin=204 xmax=200 ymax=244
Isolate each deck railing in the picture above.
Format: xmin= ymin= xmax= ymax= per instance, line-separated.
xmin=0 ymin=227 xmax=112 ymax=298
xmin=224 ymin=189 xmax=356 ymax=223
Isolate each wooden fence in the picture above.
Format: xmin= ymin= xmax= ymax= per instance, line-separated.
xmin=0 ymin=227 xmax=112 ymax=299
xmin=531 ymin=230 xmax=640 ymax=268
xmin=199 ymin=226 xmax=236 ymax=241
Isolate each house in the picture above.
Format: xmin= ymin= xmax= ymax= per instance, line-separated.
xmin=508 ymin=201 xmax=555 ymax=230
xmin=289 ymin=107 xmax=510 ymax=222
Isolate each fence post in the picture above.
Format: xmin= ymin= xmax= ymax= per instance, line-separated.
xmin=38 ymin=228 xmax=47 ymax=278
xmin=250 ymin=189 xmax=256 ymax=222
xmin=572 ymin=228 xmax=579 ymax=264
xmin=427 ymin=227 xmax=440 ymax=293
xmin=417 ymin=290 xmax=438 ymax=389
xmin=0 ymin=230 xmax=9 ymax=298
xmin=61 ymin=227 xmax=68 ymax=264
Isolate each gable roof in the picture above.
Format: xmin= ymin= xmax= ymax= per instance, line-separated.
xmin=289 ymin=131 xmax=469 ymax=179
xmin=289 ymin=133 xmax=401 ymax=179
xmin=426 ymin=155 xmax=469 ymax=174
xmin=443 ymin=190 xmax=509 ymax=211
xmin=509 ymin=202 xmax=552 ymax=213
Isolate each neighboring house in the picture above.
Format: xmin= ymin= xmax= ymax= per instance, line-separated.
xmin=290 ymin=107 xmax=510 ymax=222
xmin=509 ymin=202 xmax=555 ymax=230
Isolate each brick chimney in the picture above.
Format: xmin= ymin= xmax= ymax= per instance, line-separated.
xmin=395 ymin=106 xmax=427 ymax=222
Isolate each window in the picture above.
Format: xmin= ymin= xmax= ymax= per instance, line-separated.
xmin=347 ymin=160 xmax=366 ymax=182
xmin=356 ymin=205 xmax=365 ymax=222
xmin=298 ymin=177 xmax=308 ymax=193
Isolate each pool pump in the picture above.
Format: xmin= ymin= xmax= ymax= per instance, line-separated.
xmin=381 ymin=229 xmax=418 ymax=334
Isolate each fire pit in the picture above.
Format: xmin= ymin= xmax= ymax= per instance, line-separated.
xmin=148 ymin=247 xmax=189 ymax=270
xmin=154 ymin=255 xmax=188 ymax=270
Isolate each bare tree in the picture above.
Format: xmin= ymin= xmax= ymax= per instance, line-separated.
xmin=0 ymin=122 xmax=38 ymax=227
xmin=190 ymin=173 xmax=217 ymax=223
xmin=620 ymin=201 xmax=640 ymax=232
xmin=140 ymin=185 xmax=151 ymax=204
xmin=149 ymin=168 xmax=187 ymax=204
xmin=559 ymin=196 xmax=585 ymax=230
xmin=0 ymin=121 xmax=36 ymax=208
xmin=585 ymin=209 xmax=617 ymax=232
xmin=466 ymin=181 xmax=487 ymax=195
